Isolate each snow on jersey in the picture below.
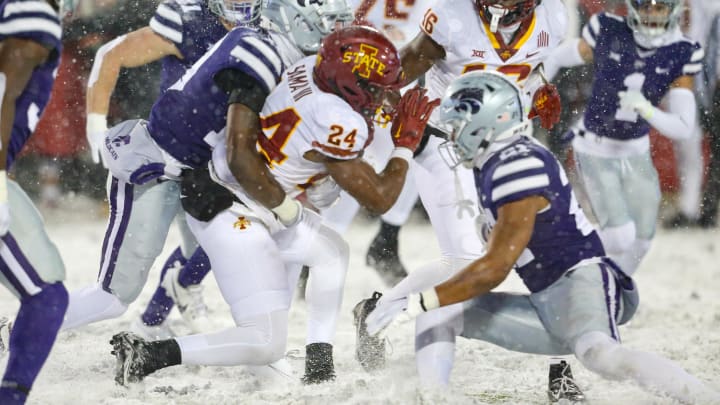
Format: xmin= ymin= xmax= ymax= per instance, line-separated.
xmin=581 ymin=13 xmax=703 ymax=141
xmin=350 ymin=0 xmax=434 ymax=48
xmin=475 ymin=137 xmax=604 ymax=292
xmin=147 ymin=27 xmax=301 ymax=168
xmin=0 ymin=0 xmax=62 ymax=167
xmin=257 ymin=56 xmax=370 ymax=197
xmin=420 ymin=0 xmax=567 ymax=127
xmin=149 ymin=0 xmax=227 ymax=93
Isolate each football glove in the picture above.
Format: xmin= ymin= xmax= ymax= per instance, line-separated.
xmin=305 ymin=176 xmax=341 ymax=210
xmin=618 ymin=90 xmax=654 ymax=119
xmin=391 ymin=86 xmax=440 ymax=152
xmin=365 ymin=291 xmax=438 ymax=336
xmin=86 ymin=113 xmax=108 ymax=166
xmin=529 ymin=83 xmax=561 ymax=130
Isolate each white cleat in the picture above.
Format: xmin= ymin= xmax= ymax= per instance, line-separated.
xmin=161 ymin=265 xmax=212 ymax=334
xmin=130 ymin=317 xmax=174 ymax=341
xmin=0 ymin=317 xmax=11 ymax=357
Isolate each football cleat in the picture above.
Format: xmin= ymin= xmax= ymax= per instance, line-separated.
xmin=161 ymin=264 xmax=211 ymax=333
xmin=301 ymin=343 xmax=336 ymax=384
xmin=353 ymin=292 xmax=386 ymax=372
xmin=0 ymin=317 xmax=11 ymax=356
xmin=130 ymin=317 xmax=175 ymax=341
xmin=110 ymin=332 xmax=165 ymax=386
xmin=548 ymin=360 xmax=586 ymax=403
xmin=366 ymin=234 xmax=408 ymax=287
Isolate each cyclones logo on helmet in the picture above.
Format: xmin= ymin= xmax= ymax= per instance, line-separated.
xmin=314 ymin=26 xmax=403 ymax=117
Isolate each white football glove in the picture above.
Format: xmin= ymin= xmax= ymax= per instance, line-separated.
xmin=305 ymin=176 xmax=341 ymax=210
xmin=86 ymin=113 xmax=108 ymax=166
xmin=365 ymin=291 xmax=437 ymax=336
xmin=618 ymin=90 xmax=655 ymax=119
xmin=0 ymin=171 xmax=10 ymax=236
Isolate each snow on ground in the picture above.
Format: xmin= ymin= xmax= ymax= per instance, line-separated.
xmin=1 ymin=196 xmax=719 ymax=404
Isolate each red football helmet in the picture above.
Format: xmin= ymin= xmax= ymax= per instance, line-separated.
xmin=475 ymin=0 xmax=541 ymax=31
xmin=313 ymin=25 xmax=404 ymax=118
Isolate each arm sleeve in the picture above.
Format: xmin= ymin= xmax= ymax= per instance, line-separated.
xmin=490 ymin=155 xmax=551 ymax=208
xmin=214 ymin=68 xmax=269 ymax=113
xmin=309 ymin=102 xmax=369 ymax=160
xmin=543 ymin=37 xmax=586 ymax=81
xmin=681 ymin=43 xmax=705 ymax=76
xmin=581 ymin=13 xmax=602 ymax=49
xmin=149 ymin=0 xmax=184 ymax=47
xmin=419 ymin=0 xmax=452 ymax=49
xmin=646 ymin=87 xmax=697 ymax=141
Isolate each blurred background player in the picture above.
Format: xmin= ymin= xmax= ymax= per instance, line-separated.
xmin=110 ymin=25 xmax=436 ymax=385
xmin=0 ymin=0 xmax=72 ymax=402
xmin=84 ymin=0 xmax=232 ymax=339
xmin=544 ymin=0 xmax=702 ymax=275
xmin=360 ymin=70 xmax=720 ymax=405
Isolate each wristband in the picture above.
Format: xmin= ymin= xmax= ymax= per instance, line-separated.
xmin=419 ymin=288 xmax=440 ymax=312
xmin=390 ymin=147 xmax=414 ymax=163
xmin=87 ymin=113 xmax=108 ymax=133
xmin=0 ymin=170 xmax=8 ymax=204
xmin=271 ymin=195 xmax=300 ymax=225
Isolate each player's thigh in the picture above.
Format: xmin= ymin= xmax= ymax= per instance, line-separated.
xmin=6 ymin=180 xmax=65 ymax=285
xmin=186 ymin=210 xmax=291 ymax=320
xmin=530 ymin=263 xmax=622 ymax=349
xmin=623 ymin=153 xmax=661 ymax=240
xmin=460 ymin=292 xmax=570 ymax=355
xmin=414 ymin=136 xmax=485 ymax=259
xmin=101 ymin=177 xmax=180 ymax=302
xmin=574 ymin=151 xmax=631 ymax=228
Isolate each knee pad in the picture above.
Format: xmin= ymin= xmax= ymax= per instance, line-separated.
xmin=599 ymin=222 xmax=636 ymax=254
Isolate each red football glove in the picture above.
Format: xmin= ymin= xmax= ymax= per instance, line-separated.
xmin=391 ymin=86 xmax=441 ymax=152
xmin=529 ymin=83 xmax=561 ymax=130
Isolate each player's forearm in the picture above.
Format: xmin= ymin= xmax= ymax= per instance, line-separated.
xmin=433 ymin=256 xmax=511 ymax=307
xmin=86 ymin=35 xmax=128 ymax=116
xmin=646 ymin=88 xmax=696 ymax=140
xmin=360 ymin=155 xmax=410 ymax=214
xmin=543 ymin=38 xmax=590 ymax=81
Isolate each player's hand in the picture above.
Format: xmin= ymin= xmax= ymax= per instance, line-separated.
xmin=529 ymin=83 xmax=561 ymax=130
xmin=366 ymin=293 xmax=428 ymax=336
xmin=86 ymin=113 xmax=108 ymax=167
xmin=391 ymin=86 xmax=441 ymax=152
xmin=305 ymin=176 xmax=341 ymax=210
xmin=618 ymin=90 xmax=654 ymax=119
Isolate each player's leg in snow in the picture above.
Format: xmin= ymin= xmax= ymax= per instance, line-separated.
xmin=301 ymin=343 xmax=336 ymax=384
xmin=0 ymin=282 xmax=68 ymax=404
xmin=547 ymin=359 xmax=585 ymax=403
xmin=353 ymin=292 xmax=386 ymax=372
xmin=0 ymin=317 xmax=10 ymax=356
xmin=366 ymin=221 xmax=408 ymax=286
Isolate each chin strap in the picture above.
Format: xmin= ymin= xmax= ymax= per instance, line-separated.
xmin=487 ymin=6 xmax=507 ymax=33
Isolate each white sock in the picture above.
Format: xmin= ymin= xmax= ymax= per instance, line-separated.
xmin=61 ymin=284 xmax=127 ymax=330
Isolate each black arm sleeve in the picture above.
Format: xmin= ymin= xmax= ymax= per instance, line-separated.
xmin=214 ymin=68 xmax=269 ymax=113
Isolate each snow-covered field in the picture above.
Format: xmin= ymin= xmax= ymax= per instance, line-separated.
xmin=1 ymin=197 xmax=719 ymax=404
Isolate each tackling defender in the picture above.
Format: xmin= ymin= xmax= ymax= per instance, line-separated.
xmin=0 ymin=0 xmax=71 ymax=402
xmin=360 ymin=70 xmax=720 ymax=404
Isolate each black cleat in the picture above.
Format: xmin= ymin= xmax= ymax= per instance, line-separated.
xmin=0 ymin=317 xmax=11 ymax=356
xmin=365 ymin=230 xmax=408 ymax=287
xmin=301 ymin=343 xmax=335 ymax=384
xmin=548 ymin=360 xmax=585 ymax=403
xmin=110 ymin=332 xmax=178 ymax=386
xmin=353 ymin=292 xmax=385 ymax=372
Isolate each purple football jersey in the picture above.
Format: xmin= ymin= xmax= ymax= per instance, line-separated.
xmin=0 ymin=0 xmax=62 ymax=167
xmin=475 ymin=137 xmax=605 ymax=292
xmin=147 ymin=26 xmax=284 ymax=168
xmin=581 ymin=13 xmax=703 ymax=141
xmin=149 ymin=0 xmax=227 ymax=93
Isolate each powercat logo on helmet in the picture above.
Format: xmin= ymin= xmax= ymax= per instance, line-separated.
xmin=342 ymin=44 xmax=386 ymax=78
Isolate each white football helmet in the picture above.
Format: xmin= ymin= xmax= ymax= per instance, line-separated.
xmin=209 ymin=0 xmax=263 ymax=26
xmin=438 ymin=71 xmax=532 ymax=168
xmin=263 ymin=0 xmax=354 ymax=54
xmin=625 ymin=0 xmax=682 ymax=48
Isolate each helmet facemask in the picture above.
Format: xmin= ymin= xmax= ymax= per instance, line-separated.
xmin=209 ymin=0 xmax=263 ymax=26
xmin=625 ymin=0 xmax=682 ymax=48
xmin=476 ymin=0 xmax=539 ymax=33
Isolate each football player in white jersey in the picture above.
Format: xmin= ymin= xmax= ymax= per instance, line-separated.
xmin=110 ymin=25 xmax=439 ymax=385
xmin=353 ymin=0 xmax=570 ymax=394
